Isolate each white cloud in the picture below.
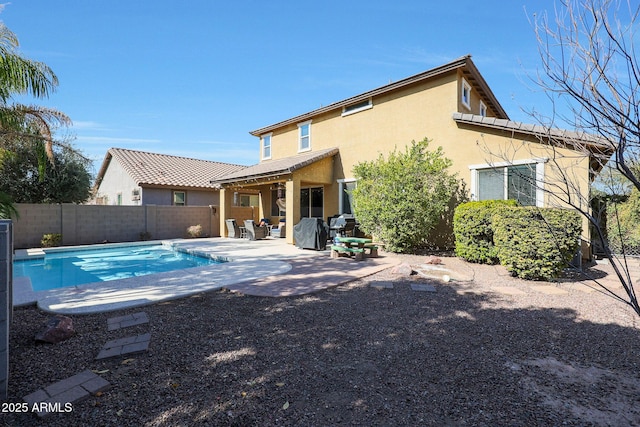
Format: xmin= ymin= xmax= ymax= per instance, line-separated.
xmin=78 ymin=136 xmax=161 ymax=144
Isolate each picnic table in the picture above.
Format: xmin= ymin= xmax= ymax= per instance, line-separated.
xmin=330 ymin=237 xmax=378 ymax=260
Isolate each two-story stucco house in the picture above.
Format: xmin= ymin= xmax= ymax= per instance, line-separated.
xmin=93 ymin=148 xmax=246 ymax=206
xmin=212 ymin=55 xmax=612 ymax=251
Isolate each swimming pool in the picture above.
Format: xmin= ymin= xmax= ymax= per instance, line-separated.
xmin=13 ymin=244 xmax=226 ymax=291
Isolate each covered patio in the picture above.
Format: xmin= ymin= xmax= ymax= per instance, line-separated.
xmin=212 ymin=148 xmax=339 ymax=245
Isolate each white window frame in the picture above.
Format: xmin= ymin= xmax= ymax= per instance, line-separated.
xmin=461 ymin=78 xmax=472 ymax=110
xmin=341 ymin=98 xmax=373 ymax=117
xmin=468 ymin=158 xmax=546 ymax=207
xmin=298 ymin=120 xmax=312 ymax=152
xmin=173 ymin=191 xmax=186 ymax=206
xmin=479 ymin=100 xmax=487 ymax=117
xmin=337 ymin=178 xmax=357 ymax=214
xmin=261 ymin=133 xmax=272 ymax=160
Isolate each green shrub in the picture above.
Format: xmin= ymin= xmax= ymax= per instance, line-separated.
xmin=606 ymin=189 xmax=640 ymax=253
xmin=186 ymin=224 xmax=203 ymax=238
xmin=352 ymin=138 xmax=460 ymax=253
xmin=453 ymin=199 xmax=518 ymax=264
xmin=41 ymin=233 xmax=62 ymax=248
xmin=492 ymin=207 xmax=581 ymax=280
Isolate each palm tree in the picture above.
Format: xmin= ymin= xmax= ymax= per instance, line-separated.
xmin=0 ymin=20 xmax=71 ymax=218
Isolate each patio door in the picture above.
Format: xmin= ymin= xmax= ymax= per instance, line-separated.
xmin=300 ymin=187 xmax=323 ymax=218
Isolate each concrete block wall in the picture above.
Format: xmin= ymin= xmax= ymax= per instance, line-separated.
xmin=12 ymin=204 xmax=220 ymax=249
xmin=154 ymin=206 xmax=215 ymax=239
xmin=12 ymin=204 xmax=61 ymax=249
xmin=72 ymin=205 xmax=145 ymax=245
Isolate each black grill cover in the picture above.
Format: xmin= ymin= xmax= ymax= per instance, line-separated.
xmin=293 ymin=218 xmax=328 ymax=250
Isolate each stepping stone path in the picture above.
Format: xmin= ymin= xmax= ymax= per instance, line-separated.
xmin=22 ymin=311 xmax=151 ymax=419
xmin=96 ymin=333 xmax=151 ymax=360
xmin=107 ymin=311 xmax=149 ymax=331
xmin=99 ymin=312 xmax=151 ymax=359
xmin=23 ymin=370 xmax=110 ymax=418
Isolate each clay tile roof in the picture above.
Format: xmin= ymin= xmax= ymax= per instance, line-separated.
xmin=212 ymin=147 xmax=339 ymax=185
xmin=95 ymin=148 xmax=247 ymax=190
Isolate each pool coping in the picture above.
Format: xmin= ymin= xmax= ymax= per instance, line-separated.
xmin=13 ymin=239 xmax=297 ymax=314
xmin=12 ymin=237 xmax=397 ymax=315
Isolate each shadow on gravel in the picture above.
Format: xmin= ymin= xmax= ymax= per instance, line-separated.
xmin=7 ymin=279 xmax=640 ymax=426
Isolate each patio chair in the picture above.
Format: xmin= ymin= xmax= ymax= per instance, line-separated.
xmin=244 ymin=220 xmax=268 ymax=240
xmin=271 ymin=219 xmax=286 ymax=238
xmin=225 ymin=219 xmax=242 ymax=238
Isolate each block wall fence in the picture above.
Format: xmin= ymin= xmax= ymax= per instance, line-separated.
xmin=12 ymin=204 xmax=221 ymax=249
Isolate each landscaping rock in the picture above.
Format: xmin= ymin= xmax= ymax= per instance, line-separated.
xmin=390 ymin=262 xmax=413 ymax=276
xmin=35 ymin=315 xmax=75 ymax=344
xmin=424 ymin=255 xmax=442 ymax=265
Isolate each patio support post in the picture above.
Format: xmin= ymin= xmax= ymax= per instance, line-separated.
xmin=285 ymin=177 xmax=300 ymax=245
xmin=219 ymin=188 xmax=232 ymax=237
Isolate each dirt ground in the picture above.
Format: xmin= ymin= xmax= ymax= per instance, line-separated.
xmin=4 ymin=254 xmax=640 ymax=426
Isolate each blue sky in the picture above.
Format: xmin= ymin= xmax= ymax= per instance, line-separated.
xmin=5 ymin=1 xmax=562 ymax=172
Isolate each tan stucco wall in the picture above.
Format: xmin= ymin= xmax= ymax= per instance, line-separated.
xmin=246 ymin=68 xmax=593 ymax=251
xmin=259 ymin=69 xmax=591 ymax=212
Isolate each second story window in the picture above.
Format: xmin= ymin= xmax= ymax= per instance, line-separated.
xmin=298 ymin=121 xmax=311 ymax=152
xmin=479 ymin=101 xmax=487 ymax=117
xmin=261 ymin=133 xmax=272 ymax=160
xmin=342 ymin=98 xmax=372 ymax=116
xmin=461 ymin=78 xmax=471 ymax=110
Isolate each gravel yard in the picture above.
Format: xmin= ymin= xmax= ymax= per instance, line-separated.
xmin=5 ymin=254 xmax=640 ymax=426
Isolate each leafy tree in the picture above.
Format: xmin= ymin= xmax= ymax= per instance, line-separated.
xmin=0 ymin=15 xmax=71 ymax=217
xmin=352 ymin=138 xmax=460 ymax=253
xmin=0 ymin=137 xmax=91 ymax=203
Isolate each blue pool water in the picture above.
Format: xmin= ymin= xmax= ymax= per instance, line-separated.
xmin=13 ymin=244 xmax=225 ymax=291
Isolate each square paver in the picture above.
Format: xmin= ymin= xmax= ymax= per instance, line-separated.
xmin=107 ymin=312 xmax=149 ymax=331
xmin=531 ymin=285 xmax=569 ymax=295
xmin=97 ymin=333 xmax=151 ymax=360
xmin=410 ymin=283 xmax=436 ymax=292
xmin=369 ymin=281 xmax=394 ymax=289
xmin=492 ymin=286 xmax=526 ymax=296
xmin=23 ymin=370 xmax=110 ymax=417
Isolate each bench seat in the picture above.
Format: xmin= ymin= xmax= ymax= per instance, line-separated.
xmin=330 ymin=245 xmax=364 ymax=261
xmin=363 ymin=245 xmax=379 ymax=257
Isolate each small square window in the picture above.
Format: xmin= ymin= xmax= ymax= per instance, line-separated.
xmin=461 ymin=79 xmax=471 ymax=110
xmin=173 ymin=191 xmax=186 ymax=206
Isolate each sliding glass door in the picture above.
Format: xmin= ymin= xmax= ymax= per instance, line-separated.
xmin=300 ymin=187 xmax=323 ymax=218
